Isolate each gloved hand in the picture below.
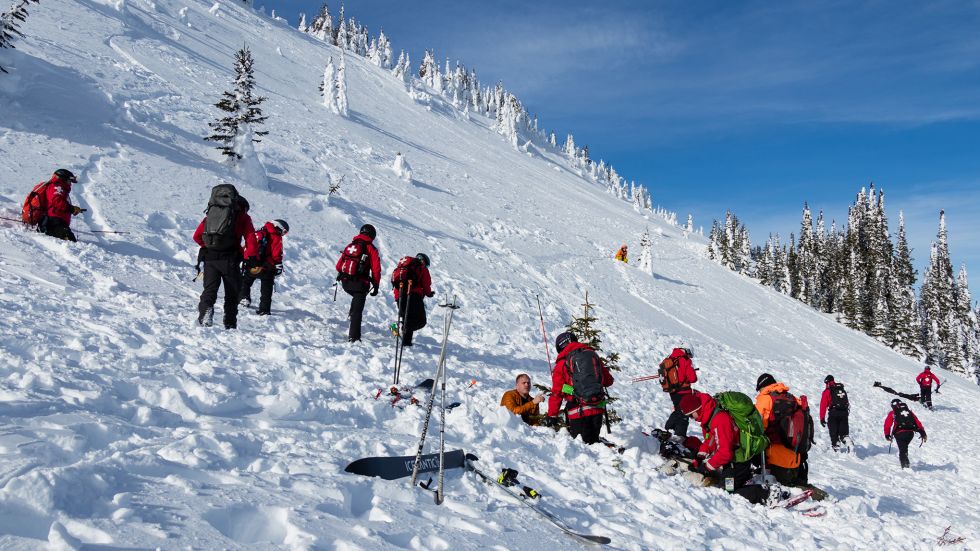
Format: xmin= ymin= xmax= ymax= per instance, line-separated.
xmin=370 ymin=284 xmax=379 ymax=296
xmin=697 ymin=451 xmax=708 ymax=459
xmin=920 ymin=433 xmax=927 ymax=443
xmin=69 ymin=205 xmax=86 ymax=215
xmin=274 ymin=263 xmax=283 ymax=276
xmin=820 ymin=419 xmax=826 ymax=428
xmin=885 ymin=435 xmax=893 ymax=442
xmin=687 ymin=460 xmax=708 ymax=475
xmin=426 ymin=292 xmax=435 ymax=298
xmin=539 ymin=416 xmax=560 ymax=428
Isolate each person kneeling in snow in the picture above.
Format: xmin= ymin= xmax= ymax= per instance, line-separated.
xmin=678 ymin=392 xmax=769 ymax=504
xmin=501 ymin=373 xmax=545 ymax=426
xmin=240 ymin=219 xmax=289 ymax=315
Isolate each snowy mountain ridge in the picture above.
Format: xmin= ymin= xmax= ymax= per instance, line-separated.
xmin=0 ymin=1 xmax=978 ymax=549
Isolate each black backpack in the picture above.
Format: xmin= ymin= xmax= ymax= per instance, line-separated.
xmin=892 ymin=403 xmax=918 ymax=432
xmin=829 ymin=383 xmax=849 ymax=413
xmin=565 ymin=348 xmax=605 ymax=406
xmin=768 ymin=391 xmax=813 ymax=454
xmin=202 ymin=184 xmax=240 ymax=251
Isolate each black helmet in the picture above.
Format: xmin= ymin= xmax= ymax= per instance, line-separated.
xmin=273 ymin=219 xmax=290 ymax=235
xmin=555 ymin=331 xmax=577 ymax=353
xmin=891 ymin=398 xmax=903 ymax=408
xmin=237 ymin=196 xmax=250 ymax=213
xmin=53 ymin=169 xmax=77 ymax=183
xmin=359 ymin=224 xmax=376 ymax=239
xmin=824 ymin=375 xmax=835 ymax=384
xmin=756 ymin=373 xmax=776 ymax=391
xmin=416 ymin=253 xmax=430 ymax=267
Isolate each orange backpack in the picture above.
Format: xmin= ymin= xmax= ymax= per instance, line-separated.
xmin=22 ymin=181 xmax=50 ymax=225
xmin=658 ymin=356 xmax=683 ymax=392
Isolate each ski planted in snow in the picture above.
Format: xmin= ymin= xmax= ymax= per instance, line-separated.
xmin=465 ymin=454 xmax=611 ymax=546
xmin=345 ymin=449 xmax=465 ymax=480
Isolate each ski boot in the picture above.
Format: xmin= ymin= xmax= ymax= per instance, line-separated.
xmin=198 ymin=307 xmax=214 ymax=327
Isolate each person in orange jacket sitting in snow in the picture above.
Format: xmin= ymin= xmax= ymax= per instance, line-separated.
xmin=755 ymin=373 xmax=807 ymax=486
xmin=614 ymin=244 xmax=628 ymax=263
xmin=500 ymin=373 xmax=545 ymax=426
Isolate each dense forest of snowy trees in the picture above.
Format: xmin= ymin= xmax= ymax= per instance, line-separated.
xmin=708 ymin=185 xmax=980 ymax=382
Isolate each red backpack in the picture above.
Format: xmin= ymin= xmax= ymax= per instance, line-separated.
xmin=391 ymin=256 xmax=422 ymax=287
xmin=336 ymin=239 xmax=369 ymax=278
xmin=22 ymin=181 xmax=50 ymax=225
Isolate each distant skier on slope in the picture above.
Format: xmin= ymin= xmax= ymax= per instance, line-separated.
xmin=546 ymin=332 xmax=613 ymax=445
xmin=391 ymin=253 xmax=434 ymax=347
xmin=614 ymin=244 xmax=628 ymax=263
xmin=884 ymin=398 xmax=927 ymax=469
xmin=240 ymin=219 xmax=289 ymax=316
xmin=677 ymin=391 xmax=769 ymax=504
xmin=755 ymin=373 xmax=813 ymax=486
xmin=658 ymin=347 xmax=698 ymax=438
xmin=500 ymin=373 xmax=545 ymax=426
xmin=915 ymin=366 xmax=941 ymax=410
xmin=819 ymin=375 xmax=850 ymax=451
xmin=193 ymin=185 xmax=258 ymax=329
xmin=21 ymin=169 xmax=85 ymax=242
xmin=335 ymin=224 xmax=382 ymax=342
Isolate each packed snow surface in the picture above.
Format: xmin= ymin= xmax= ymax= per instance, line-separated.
xmin=1 ymin=1 xmax=978 ymax=549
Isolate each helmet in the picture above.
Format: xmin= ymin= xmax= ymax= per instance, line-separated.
xmin=756 ymin=373 xmax=776 ymax=391
xmin=53 ymin=169 xmax=77 ymax=183
xmin=237 ymin=196 xmax=250 ymax=213
xmin=681 ymin=346 xmax=694 ymax=358
xmin=359 ymin=224 xmax=376 ymax=239
xmin=555 ymin=331 xmax=577 ymax=353
xmin=924 ymin=366 xmax=931 ymax=371
xmin=273 ymin=219 xmax=290 ymax=235
xmin=891 ymin=398 xmax=903 ymax=408
xmin=824 ymin=375 xmax=835 ymax=384
xmin=416 ymin=253 xmax=430 ymax=267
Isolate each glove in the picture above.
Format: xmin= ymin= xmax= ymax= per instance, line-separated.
xmin=370 ymin=284 xmax=379 ymax=296
xmin=920 ymin=433 xmax=927 ymax=443
xmin=687 ymin=460 xmax=708 ymax=475
xmin=244 ymin=257 xmax=259 ymax=269
xmin=885 ymin=435 xmax=893 ymax=442
xmin=69 ymin=205 xmax=85 ymax=215
xmin=539 ymin=416 xmax=559 ymax=428
xmin=426 ymin=292 xmax=435 ymax=298
xmin=820 ymin=419 xmax=826 ymax=428
xmin=274 ymin=263 xmax=283 ymax=276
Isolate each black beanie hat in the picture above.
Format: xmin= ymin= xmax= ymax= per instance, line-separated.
xmin=756 ymin=373 xmax=777 ymax=391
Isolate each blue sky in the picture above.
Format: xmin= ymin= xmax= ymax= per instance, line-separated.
xmin=265 ymin=0 xmax=980 ymax=293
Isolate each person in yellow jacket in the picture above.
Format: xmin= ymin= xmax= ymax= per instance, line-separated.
xmin=615 ymin=244 xmax=629 ymax=263
xmin=754 ymin=373 xmax=807 ymax=486
xmin=500 ymin=373 xmax=545 ymax=426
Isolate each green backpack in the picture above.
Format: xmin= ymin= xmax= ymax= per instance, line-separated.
xmin=709 ymin=391 xmax=769 ymax=464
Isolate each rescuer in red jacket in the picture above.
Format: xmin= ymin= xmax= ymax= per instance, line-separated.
xmin=661 ymin=347 xmax=698 ymax=437
xmin=884 ymin=398 xmax=927 ymax=469
xmin=679 ymin=391 xmax=768 ymax=504
xmin=819 ymin=375 xmax=850 ymax=451
xmin=28 ymin=169 xmax=85 ymax=241
xmin=335 ymin=224 xmax=382 ymax=342
xmin=391 ymin=253 xmax=434 ymax=347
xmin=193 ymin=196 xmax=258 ymax=329
xmin=546 ymin=332 xmax=613 ymax=445
xmin=240 ymin=219 xmax=289 ymax=316
xmin=915 ymin=367 xmax=941 ymax=410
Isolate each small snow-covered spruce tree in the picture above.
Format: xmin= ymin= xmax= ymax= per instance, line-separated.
xmin=566 ymin=291 xmax=621 ymax=424
xmin=637 ymin=227 xmax=654 ymax=275
xmin=0 ymin=0 xmax=39 ymax=74
xmin=205 ymin=46 xmax=269 ymax=160
xmin=888 ymin=211 xmax=921 ymax=357
xmin=307 ymin=3 xmax=332 ymax=43
xmin=319 ymin=56 xmax=338 ymax=113
xmin=297 ymin=13 xmax=307 ymax=33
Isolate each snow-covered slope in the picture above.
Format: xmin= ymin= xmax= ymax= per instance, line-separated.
xmin=1 ymin=1 xmax=978 ymax=549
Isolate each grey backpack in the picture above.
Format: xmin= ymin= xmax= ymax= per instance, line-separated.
xmin=202 ymin=184 xmax=240 ymax=251
xmin=566 ymin=348 xmax=605 ymax=405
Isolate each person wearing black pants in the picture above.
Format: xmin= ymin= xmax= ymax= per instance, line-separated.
xmin=915 ymin=367 xmax=941 ymax=410
xmin=820 ymin=375 xmax=850 ymax=451
xmin=393 ymin=253 xmax=434 ymax=346
xmin=199 ymin=253 xmax=244 ymax=328
xmin=568 ymin=415 xmax=604 ymax=445
xmin=659 ymin=348 xmax=698 ymax=438
xmin=242 ymin=268 xmax=275 ymax=313
xmin=546 ymin=332 xmax=614 ymax=446
xmin=335 ymin=224 xmax=381 ymax=342
xmin=884 ymin=399 xmax=927 ymax=469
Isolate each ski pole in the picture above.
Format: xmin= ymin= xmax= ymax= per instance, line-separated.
xmin=333 ymin=281 xmax=338 ymax=302
xmin=630 ymin=374 xmax=661 ymax=384
xmin=394 ymin=280 xmax=413 ymax=385
xmin=535 ymin=294 xmax=553 ymax=375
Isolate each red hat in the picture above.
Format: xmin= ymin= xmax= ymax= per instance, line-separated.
xmin=679 ymin=394 xmax=702 ymax=416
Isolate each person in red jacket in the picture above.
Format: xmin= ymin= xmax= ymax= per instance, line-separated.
xmin=679 ymin=391 xmax=768 ymax=504
xmin=819 ymin=375 xmax=850 ymax=451
xmin=884 ymin=398 xmax=927 ymax=469
xmin=336 ymin=224 xmax=382 ymax=342
xmin=193 ymin=195 xmax=258 ymax=329
xmin=392 ymin=253 xmax=434 ymax=346
xmin=34 ymin=169 xmax=85 ymax=242
xmin=240 ymin=219 xmax=289 ymax=316
xmin=661 ymin=347 xmax=698 ymax=437
xmin=546 ymin=332 xmax=613 ymax=444
xmin=915 ymin=366 xmax=941 ymax=410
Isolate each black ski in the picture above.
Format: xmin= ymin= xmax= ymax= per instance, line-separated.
xmin=345 ymin=449 xmax=465 ymax=480
xmin=465 ymin=454 xmax=611 ymax=546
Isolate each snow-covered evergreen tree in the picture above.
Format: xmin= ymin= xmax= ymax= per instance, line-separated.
xmin=297 ymin=12 xmax=307 ymax=33
xmin=319 ymin=56 xmax=338 ymax=113
xmin=205 ymin=46 xmax=268 ymax=160
xmin=307 ymin=3 xmax=333 ymax=43
xmin=888 ymin=211 xmax=921 ymax=357
xmin=335 ymin=52 xmax=348 ymax=117
xmin=563 ymin=134 xmax=576 ymax=158
xmin=637 ymin=227 xmax=654 ymax=275
xmin=796 ymin=203 xmax=816 ymax=305
xmin=954 ymin=265 xmax=977 ymax=374
xmin=391 ymin=151 xmax=412 ymax=182
xmin=0 ymin=0 xmax=39 ymax=74
xmin=418 ymin=49 xmax=436 ymax=87
xmin=921 ymin=210 xmax=961 ymax=371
